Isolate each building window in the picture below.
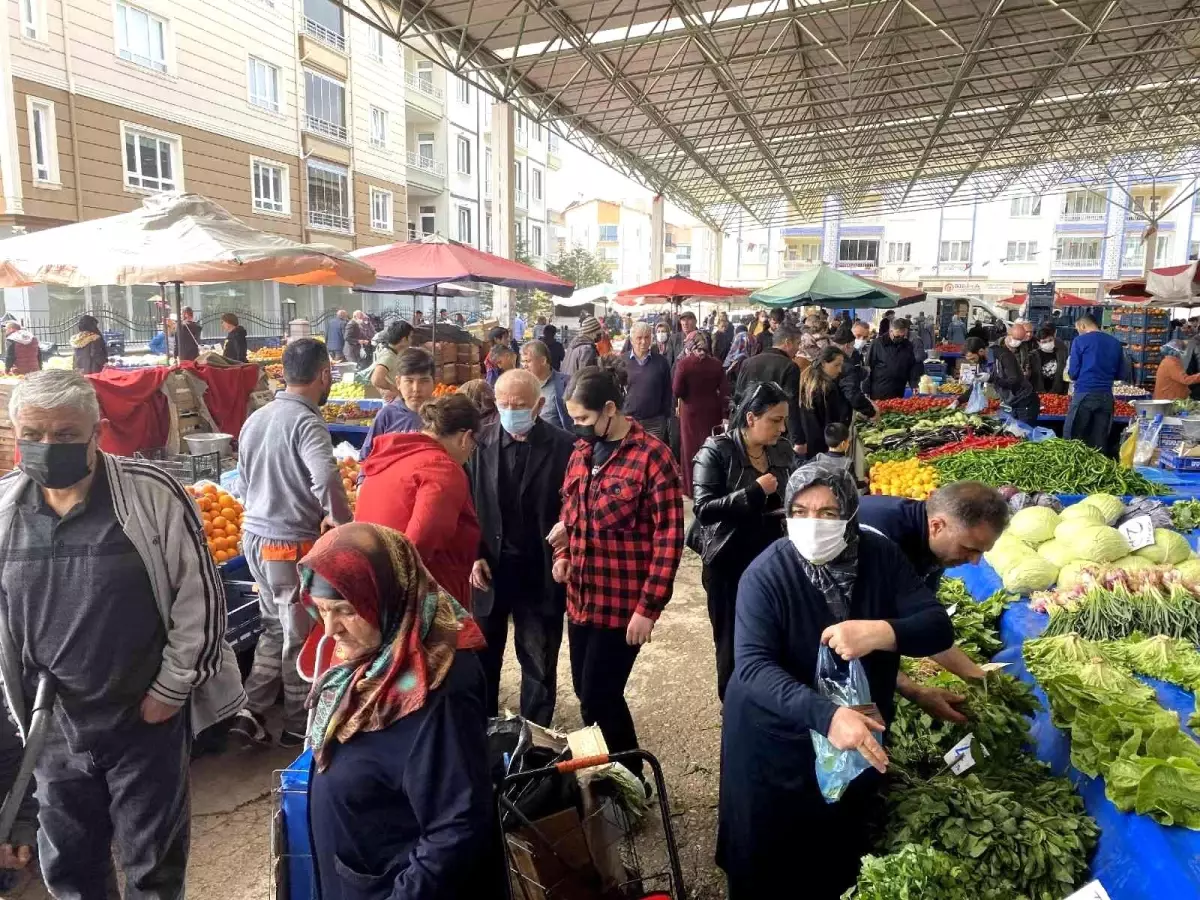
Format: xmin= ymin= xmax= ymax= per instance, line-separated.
xmin=1190 ymin=240 xmax=1199 ymax=261
xmin=303 ymin=0 xmax=344 ymax=51
xmin=123 ymin=125 xmax=179 ymax=192
xmin=1122 ymin=235 xmax=1170 ymax=267
xmin=416 ymin=59 xmax=434 ymax=92
xmin=886 ymin=241 xmax=911 ymax=263
xmin=1055 ymin=236 xmax=1103 ymax=267
xmin=838 ymin=239 xmax=878 ymax=265
xmin=676 ymin=263 xmax=691 ymax=277
xmin=368 ymin=27 xmax=384 ymax=62
xmin=1062 ymin=189 xmax=1106 ymax=221
xmin=248 ymin=57 xmax=281 ymax=113
xmin=530 ymin=223 xmax=543 ymax=257
xmin=306 ymin=160 xmax=350 ymax=232
xmin=1005 ymin=240 xmax=1038 ymax=262
xmin=369 ymin=106 xmax=388 ymax=149
xmin=251 ymin=159 xmax=287 ymax=214
xmin=513 ymin=162 xmax=523 ymax=189
xmin=939 ymin=240 xmax=971 ymax=263
xmin=532 ymin=168 xmax=543 ymax=201
xmin=20 ymin=0 xmax=42 ymax=40
xmin=408 ymin=221 xmax=416 ymax=239
xmin=484 ymin=148 xmax=492 ymax=194
xmin=548 ymin=131 xmax=560 ymax=152
xmin=534 ymin=123 xmax=543 ymax=143
xmin=598 ymin=224 xmax=618 ymax=243
xmin=420 ymin=205 xmax=435 ymax=235
xmin=457 ymin=207 xmax=472 ymax=243
xmin=1009 ymin=196 xmax=1042 ymax=217
xmin=485 ymin=213 xmax=493 ymax=250
xmin=515 ymin=114 xmax=526 ymax=144
xmin=417 ymin=132 xmax=435 ymax=162
xmin=676 ymin=243 xmax=691 ymax=260
xmin=370 ymin=188 xmax=393 ymax=232
xmin=456 ymin=136 xmax=471 ymax=174
xmin=304 ymin=70 xmax=347 ymax=141
xmin=26 ymin=99 xmax=57 ymax=184
xmin=455 ymin=77 xmax=470 ymax=104
xmin=116 ymin=2 xmax=167 ymax=73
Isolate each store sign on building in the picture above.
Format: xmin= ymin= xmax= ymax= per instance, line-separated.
xmin=1027 ymin=281 xmax=1056 ymax=303
xmin=941 ymin=282 xmax=984 ymax=293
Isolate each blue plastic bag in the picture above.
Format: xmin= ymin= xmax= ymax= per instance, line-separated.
xmin=810 ymin=645 xmax=874 ymax=803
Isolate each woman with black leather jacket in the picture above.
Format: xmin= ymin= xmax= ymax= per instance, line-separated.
xmin=689 ymin=382 xmax=797 ymax=700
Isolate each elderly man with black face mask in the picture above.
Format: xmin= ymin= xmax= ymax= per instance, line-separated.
xmin=717 ymin=461 xmax=953 ymax=900
xmin=467 ymin=369 xmax=575 ymax=724
xmin=0 ymin=370 xmax=245 ymax=896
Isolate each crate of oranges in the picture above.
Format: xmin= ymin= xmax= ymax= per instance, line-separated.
xmin=339 ymin=457 xmax=360 ymax=511
xmin=869 ymin=457 xmax=939 ymax=500
xmin=185 ymin=482 xmax=244 ymax=565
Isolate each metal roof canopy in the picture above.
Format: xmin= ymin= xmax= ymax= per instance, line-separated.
xmin=340 ymin=0 xmax=1200 ymax=230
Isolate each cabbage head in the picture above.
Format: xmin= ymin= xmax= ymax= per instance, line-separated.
xmin=1055 ymin=516 xmax=1104 ymax=544
xmin=985 ymin=534 xmax=1031 ymax=572
xmin=1037 ymin=539 xmax=1077 ymax=569
xmin=1001 ymin=557 xmax=1059 ymax=594
xmin=1057 ymin=561 xmax=1096 ymax=591
xmin=1064 ymin=525 xmax=1130 ymax=564
xmin=1141 ymin=528 xmax=1191 ymax=565
xmin=1177 ymin=559 xmax=1200 ymax=582
xmin=1111 ymin=555 xmax=1155 ymax=574
xmin=1008 ymin=506 xmax=1060 ymax=546
xmin=1059 ymin=503 xmax=1107 ymax=527
xmin=1078 ymin=493 xmax=1126 ymax=524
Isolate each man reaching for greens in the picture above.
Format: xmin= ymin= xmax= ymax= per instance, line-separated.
xmin=859 ymin=481 xmax=1012 ymax=722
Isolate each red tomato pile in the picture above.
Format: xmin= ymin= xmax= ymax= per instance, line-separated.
xmin=875 ymin=397 xmax=957 ymax=415
xmin=1038 ymin=393 xmax=1070 ymax=415
xmin=934 ymin=342 xmax=964 ymax=353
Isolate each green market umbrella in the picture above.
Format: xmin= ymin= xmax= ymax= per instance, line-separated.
xmin=750 ymin=263 xmax=903 ymax=309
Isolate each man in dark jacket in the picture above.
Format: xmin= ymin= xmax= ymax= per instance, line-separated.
xmin=984 ymin=326 xmax=1039 ymax=424
xmin=1030 ymin=324 xmax=1068 ymax=394
xmin=324 ymin=309 xmax=348 ymax=361
xmin=865 ymin=317 xmax=922 ymax=400
xmin=177 ymin=306 xmax=202 ymax=362
xmin=623 ymin=322 xmax=673 ymax=441
xmin=3 ymin=322 xmax=41 ymax=375
xmin=832 ymin=326 xmax=875 ymax=418
xmin=541 ymin=324 xmax=566 ymax=371
xmin=220 ymin=313 xmax=248 ymax=363
xmin=468 ymin=369 xmax=574 ymax=725
xmin=735 ymin=323 xmax=804 ymax=453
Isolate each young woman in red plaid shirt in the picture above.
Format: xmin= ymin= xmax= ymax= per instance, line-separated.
xmin=553 ymin=360 xmax=685 ymax=781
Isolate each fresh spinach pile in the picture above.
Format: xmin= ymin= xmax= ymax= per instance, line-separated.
xmin=1024 ymin=633 xmax=1200 ymax=828
xmin=935 ymin=579 xmax=1009 ymax=662
xmin=843 ymin=844 xmax=1008 ymax=900
xmin=1170 ymin=499 xmax=1200 ymax=533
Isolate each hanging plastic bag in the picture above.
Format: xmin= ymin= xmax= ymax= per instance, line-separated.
xmin=964 ymin=379 xmax=987 ymax=414
xmin=810 ymin=645 xmax=875 ymax=803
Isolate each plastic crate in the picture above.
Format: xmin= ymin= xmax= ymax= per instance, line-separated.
xmin=1114 ymin=310 xmax=1170 ymax=327
xmin=1159 ymin=448 xmax=1200 ymax=472
xmin=923 ymin=361 xmax=947 ymax=379
xmin=224 ymin=580 xmax=262 ymax=653
xmin=1128 ymin=348 xmax=1162 ymax=362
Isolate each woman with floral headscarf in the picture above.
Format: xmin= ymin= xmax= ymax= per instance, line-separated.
xmin=301 ymin=522 xmax=500 ymax=899
xmin=672 ymin=330 xmax=729 ymax=495
xmin=716 ymin=462 xmax=952 ymax=899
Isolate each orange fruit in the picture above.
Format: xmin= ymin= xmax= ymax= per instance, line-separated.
xmin=225 ymin=525 xmax=238 ymax=538
xmin=202 ymin=484 xmax=218 ymax=496
xmin=214 ymin=550 xmax=228 ymax=563
xmin=219 ymin=507 xmax=235 ymax=520
xmin=211 ymin=516 xmax=228 ymax=529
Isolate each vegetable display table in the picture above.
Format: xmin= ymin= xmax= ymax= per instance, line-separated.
xmin=948 ymin=559 xmax=1200 ymax=900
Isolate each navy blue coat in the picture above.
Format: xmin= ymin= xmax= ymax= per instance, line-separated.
xmin=716 ymin=533 xmax=953 ymax=898
xmin=308 ymin=652 xmax=502 ymax=900
xmin=857 ymin=495 xmax=942 ymax=592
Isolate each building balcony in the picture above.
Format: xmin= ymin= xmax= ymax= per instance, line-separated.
xmin=303 ymin=114 xmax=347 ymax=143
xmin=406 ymin=152 xmax=445 ymax=194
xmin=1055 ymin=257 xmax=1102 ymax=269
xmin=547 ymin=151 xmax=562 ymax=171
xmin=515 ymin=189 xmax=528 ymax=209
xmin=303 ymin=17 xmax=346 ymax=52
xmin=1059 ymin=211 xmax=1106 ymax=223
xmin=308 ymin=209 xmax=351 ymax=233
xmin=837 ymin=258 xmax=877 ymax=271
xmin=404 ymin=72 xmax=444 ymax=120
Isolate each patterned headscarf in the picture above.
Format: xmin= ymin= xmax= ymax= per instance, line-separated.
xmin=724 ymin=330 xmax=751 ymax=370
xmin=300 ymin=522 xmax=485 ymax=771
xmin=685 ymin=330 xmax=711 ymax=354
xmin=783 ymin=462 xmax=860 ymax=620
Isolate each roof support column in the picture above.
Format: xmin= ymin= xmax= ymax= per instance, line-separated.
xmin=713 ymin=230 xmax=723 ymax=284
xmin=651 ymin=194 xmax=665 ymax=282
xmin=491 ymin=100 xmax=515 ymax=326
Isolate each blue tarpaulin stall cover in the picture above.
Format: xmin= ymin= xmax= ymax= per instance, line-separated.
xmin=947 ymin=559 xmax=1200 ymax=900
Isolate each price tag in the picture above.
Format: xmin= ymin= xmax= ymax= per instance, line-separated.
xmin=945 ymin=603 xmax=958 ymax=617
xmin=340 ymin=371 xmax=356 ymax=384
xmin=1118 ymin=514 xmax=1156 ymax=551
xmin=1062 ymin=880 xmax=1112 ymax=900
xmin=943 ymin=733 xmax=986 ymax=775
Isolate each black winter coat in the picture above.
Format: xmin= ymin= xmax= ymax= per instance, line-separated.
xmin=990 ymin=342 xmax=1037 ymax=406
xmin=798 ymin=381 xmax=852 ymax=458
xmin=466 ymin=418 xmax=575 ymax=618
xmin=223 ymin=325 xmax=248 ymax=363
xmin=1030 ymin=340 xmax=1069 ymax=394
xmin=689 ymin=430 xmax=795 ymax=570
xmin=837 ymin=359 xmax=874 ymax=418
xmin=865 ymin=334 xmax=921 ymax=400
xmin=734 ymin=348 xmax=803 ymax=447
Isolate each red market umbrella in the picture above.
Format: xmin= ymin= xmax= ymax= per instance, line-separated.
xmin=613 ymin=275 xmax=747 ymax=307
xmin=1000 ymin=291 xmax=1100 ymax=308
xmin=859 ymin=277 xmax=926 ymax=307
xmin=352 ymin=234 xmax=574 ymax=341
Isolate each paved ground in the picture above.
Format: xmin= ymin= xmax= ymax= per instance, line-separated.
xmin=5 ymin=547 xmax=722 ymax=900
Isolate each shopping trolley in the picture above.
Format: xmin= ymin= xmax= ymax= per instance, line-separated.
xmin=498 ymin=749 xmax=685 ymax=900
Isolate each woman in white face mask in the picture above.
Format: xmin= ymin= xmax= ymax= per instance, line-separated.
xmin=716 ymin=462 xmax=954 ymax=900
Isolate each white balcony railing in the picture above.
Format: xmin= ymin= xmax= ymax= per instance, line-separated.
xmin=308 ymin=209 xmax=350 ymax=232
xmin=838 ymin=258 xmax=877 ymax=268
xmin=406 ymin=152 xmax=446 ymax=178
xmin=404 ymin=72 xmax=443 ymax=100
xmin=515 ymin=189 xmax=528 ymax=208
xmin=1056 ymin=256 xmax=1102 ymax=268
xmin=1060 ymin=211 xmax=1106 ymax=222
xmin=303 ymin=17 xmax=346 ymax=52
xmin=303 ymin=114 xmax=347 ymax=142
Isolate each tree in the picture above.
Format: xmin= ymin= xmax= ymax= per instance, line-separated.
xmin=512 ymin=233 xmax=552 ymax=322
xmin=548 ymin=244 xmax=612 ymax=291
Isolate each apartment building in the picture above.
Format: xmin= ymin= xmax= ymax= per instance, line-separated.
xmin=402 ymin=62 xmax=562 ymax=268
xmin=0 ymin=0 xmax=562 ymax=329
xmin=561 ymin=198 xmax=720 ymax=287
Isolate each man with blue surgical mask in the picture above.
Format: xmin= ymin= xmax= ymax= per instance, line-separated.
xmin=467 ymin=369 xmax=575 ymax=724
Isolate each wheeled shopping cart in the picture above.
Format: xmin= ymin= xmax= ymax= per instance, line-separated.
xmin=498 ymin=749 xmax=686 ymax=900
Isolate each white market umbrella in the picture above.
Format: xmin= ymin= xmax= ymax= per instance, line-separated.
xmin=0 ymin=192 xmax=375 ymax=288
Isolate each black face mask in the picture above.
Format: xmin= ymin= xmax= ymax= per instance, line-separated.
xmin=573 ymin=412 xmax=612 ymax=445
xmin=18 ymin=440 xmax=92 ymax=489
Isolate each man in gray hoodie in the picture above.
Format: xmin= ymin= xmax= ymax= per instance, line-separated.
xmin=231 ymin=338 xmax=352 ymax=748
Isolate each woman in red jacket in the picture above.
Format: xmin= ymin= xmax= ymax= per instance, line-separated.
xmin=356 ymin=394 xmax=481 ymax=609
